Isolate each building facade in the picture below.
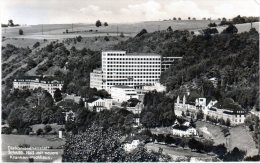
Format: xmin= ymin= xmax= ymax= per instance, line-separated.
xmin=90 ymin=68 xmax=103 ymax=90
xmin=13 ymin=76 xmax=63 ymax=96
xmin=207 ymin=107 xmax=246 ymax=126
xmin=85 ymin=98 xmax=113 ymax=112
xmin=90 ymin=51 xmax=182 ymax=92
xmin=111 ymin=85 xmax=139 ymax=103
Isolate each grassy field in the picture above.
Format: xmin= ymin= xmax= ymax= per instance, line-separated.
xmin=2 ymin=20 xmax=218 ymax=39
xmin=2 ymin=134 xmax=65 ymax=162
xmin=196 ymin=121 xmax=258 ymax=156
xmin=30 ymin=123 xmax=65 ymax=133
xmin=145 ymin=142 xmax=215 ymax=161
xmin=2 ymin=21 xmax=259 ymax=40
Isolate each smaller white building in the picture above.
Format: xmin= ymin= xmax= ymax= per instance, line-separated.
xmin=126 ymin=102 xmax=144 ymax=114
xmin=111 ymin=86 xmax=138 ymax=103
xmin=172 ymin=125 xmax=198 ymax=137
xmin=172 ymin=119 xmax=198 ymax=137
xmin=142 ymin=83 xmax=166 ymax=92
xmin=13 ymin=76 xmax=63 ymax=97
xmin=123 ymin=140 xmax=140 ymax=152
xmin=90 ymin=68 xmax=103 ymax=90
xmin=85 ymin=98 xmax=112 ymax=112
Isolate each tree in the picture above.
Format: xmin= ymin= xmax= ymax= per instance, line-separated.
xmin=54 ymin=89 xmax=62 ymax=102
xmin=136 ymin=29 xmax=148 ymax=37
xmin=223 ymin=147 xmax=246 ymax=161
xmin=120 ymin=32 xmax=125 ymax=37
xmin=95 ymin=20 xmax=102 ymax=27
xmin=173 ymin=17 xmax=177 ymax=20
xmin=188 ymin=17 xmax=191 ymax=20
xmin=197 ymin=109 xmax=204 ymax=120
xmin=141 ymin=112 xmax=158 ymax=128
xmin=33 ymin=42 xmax=40 ymax=48
xmin=44 ymin=125 xmax=52 ymax=133
xmin=104 ymin=36 xmax=109 ymax=41
xmin=76 ymin=35 xmax=82 ymax=42
xmin=178 ymin=17 xmax=181 ymax=20
xmin=166 ymin=26 xmax=173 ymax=32
xmin=212 ymin=144 xmax=227 ymax=159
xmin=226 ymin=118 xmax=231 ymax=126
xmin=19 ymin=29 xmax=24 ymax=35
xmin=36 ymin=128 xmax=43 ymax=135
xmin=8 ymin=19 xmax=14 ymax=26
xmin=222 ymin=24 xmax=238 ymax=34
xmin=63 ymin=125 xmax=125 ymax=162
xmin=104 ymin=22 xmax=108 ymax=26
xmin=208 ymin=22 xmax=217 ymax=27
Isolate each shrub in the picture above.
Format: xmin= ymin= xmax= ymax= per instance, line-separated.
xmin=33 ymin=42 xmax=40 ymax=48
xmin=36 ymin=128 xmax=43 ymax=135
xmin=44 ymin=125 xmax=52 ymax=133
xmin=19 ymin=29 xmax=24 ymax=35
xmin=104 ymin=36 xmax=109 ymax=41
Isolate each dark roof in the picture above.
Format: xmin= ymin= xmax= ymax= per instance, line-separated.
xmin=213 ymin=98 xmax=244 ymax=112
xmin=14 ymin=76 xmax=62 ymax=83
xmin=172 ymin=125 xmax=190 ymax=131
xmin=86 ymin=98 xmax=99 ymax=103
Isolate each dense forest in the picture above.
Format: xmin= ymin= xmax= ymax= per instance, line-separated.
xmin=115 ymin=26 xmax=259 ymax=111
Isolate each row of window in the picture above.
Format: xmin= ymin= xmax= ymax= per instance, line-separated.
xmin=106 ymin=64 xmax=160 ymax=67
xmin=107 ymin=76 xmax=159 ymax=79
xmin=107 ymin=72 xmax=160 ymax=75
xmin=105 ymin=61 xmax=161 ymax=64
xmin=107 ymin=81 xmax=157 ymax=85
xmin=106 ymin=69 xmax=161 ymax=71
xmin=105 ymin=58 xmax=160 ymax=61
xmin=105 ymin=53 xmax=125 ymax=56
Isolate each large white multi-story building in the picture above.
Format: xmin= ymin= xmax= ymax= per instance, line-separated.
xmin=90 ymin=51 xmax=182 ymax=92
xmin=13 ymin=76 xmax=63 ymax=97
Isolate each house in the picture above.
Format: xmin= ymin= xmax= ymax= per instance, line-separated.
xmin=63 ymin=93 xmax=82 ymax=104
xmin=85 ymin=97 xmax=112 ymax=112
xmin=172 ymin=119 xmax=197 ymax=137
xmin=123 ymin=140 xmax=140 ymax=152
xmin=126 ymin=102 xmax=144 ymax=114
xmin=13 ymin=76 xmax=63 ymax=97
xmin=208 ymin=106 xmax=246 ymax=126
xmin=172 ymin=125 xmax=198 ymax=137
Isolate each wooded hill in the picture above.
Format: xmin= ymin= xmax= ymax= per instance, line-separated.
xmin=115 ymin=27 xmax=259 ymax=111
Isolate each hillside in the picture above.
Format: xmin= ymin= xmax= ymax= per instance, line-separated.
xmin=115 ymin=26 xmax=259 ymax=111
xmin=2 ymin=22 xmax=259 ymax=111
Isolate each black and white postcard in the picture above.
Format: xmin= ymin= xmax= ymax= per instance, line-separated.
xmin=1 ymin=0 xmax=259 ymax=162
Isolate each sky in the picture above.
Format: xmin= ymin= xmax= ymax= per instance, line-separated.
xmin=1 ymin=0 xmax=260 ymax=25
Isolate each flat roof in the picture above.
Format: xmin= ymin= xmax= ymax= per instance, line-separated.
xmin=102 ymin=50 xmax=126 ymax=53
xmin=126 ymin=53 xmax=161 ymax=56
xmin=112 ymin=85 xmax=134 ymax=89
